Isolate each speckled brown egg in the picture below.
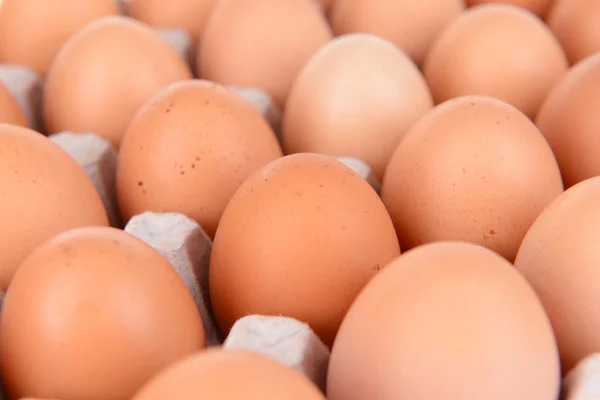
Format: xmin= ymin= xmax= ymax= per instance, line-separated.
xmin=209 ymin=153 xmax=400 ymax=347
xmin=330 ymin=0 xmax=465 ymax=66
xmin=132 ymin=348 xmax=325 ymax=400
xmin=124 ymin=0 xmax=218 ymax=45
xmin=198 ymin=0 xmax=333 ymax=108
xmin=43 ymin=15 xmax=192 ymax=147
xmin=0 ymin=226 xmax=205 ymax=400
xmin=515 ymin=177 xmax=600 ymax=374
xmin=381 ymin=95 xmax=564 ymax=261
xmin=535 ymin=53 xmax=600 ymax=189
xmin=0 ymin=0 xmax=120 ymax=76
xmin=547 ymin=0 xmax=600 ymax=65
xmin=466 ymin=0 xmax=555 ymax=17
xmin=424 ymin=4 xmax=568 ymax=118
xmin=116 ymin=79 xmax=283 ymax=237
xmin=0 ymin=82 xmax=27 ymax=127
xmin=328 ymin=241 xmax=560 ymax=400
xmin=0 ymin=124 xmax=109 ymax=291
xmin=282 ymin=33 xmax=433 ymax=180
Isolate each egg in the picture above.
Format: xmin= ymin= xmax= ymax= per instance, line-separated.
xmin=466 ymin=0 xmax=555 ymax=17
xmin=43 ymin=15 xmax=192 ymax=147
xmin=124 ymin=0 xmax=219 ymax=45
xmin=0 ymin=124 xmax=109 ymax=291
xmin=423 ymin=4 xmax=568 ymax=118
xmin=282 ymin=33 xmax=433 ymax=180
xmin=515 ymin=176 xmax=600 ymax=374
xmin=0 ymin=226 xmax=205 ymax=400
xmin=0 ymin=0 xmax=120 ymax=76
xmin=330 ymin=0 xmax=465 ymax=66
xmin=0 ymin=82 xmax=27 ymax=127
xmin=535 ymin=53 xmax=600 ymax=189
xmin=198 ymin=0 xmax=333 ymax=108
xmin=116 ymin=79 xmax=283 ymax=237
xmin=547 ymin=0 xmax=600 ymax=65
xmin=209 ymin=153 xmax=400 ymax=346
xmin=381 ymin=95 xmax=564 ymax=261
xmin=328 ymin=241 xmax=560 ymax=400
xmin=132 ymin=348 xmax=326 ymax=399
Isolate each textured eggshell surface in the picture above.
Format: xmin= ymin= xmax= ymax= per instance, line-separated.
xmin=0 ymin=226 xmax=205 ymax=400
xmin=209 ymin=153 xmax=400 ymax=347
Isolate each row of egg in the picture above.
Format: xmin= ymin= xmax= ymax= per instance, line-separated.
xmin=0 ymin=0 xmax=600 ymax=399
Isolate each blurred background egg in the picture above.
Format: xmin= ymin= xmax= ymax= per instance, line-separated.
xmin=0 ymin=124 xmax=109 ymax=291
xmin=465 ymin=0 xmax=555 ymax=17
xmin=330 ymin=0 xmax=465 ymax=66
xmin=535 ymin=53 xmax=600 ymax=189
xmin=282 ymin=33 xmax=433 ymax=180
xmin=43 ymin=16 xmax=192 ymax=147
xmin=0 ymin=82 xmax=27 ymax=127
xmin=328 ymin=241 xmax=560 ymax=400
xmin=123 ymin=0 xmax=218 ymax=46
xmin=424 ymin=4 xmax=568 ymax=118
xmin=546 ymin=0 xmax=600 ymax=65
xmin=381 ymin=95 xmax=563 ymax=261
xmin=515 ymin=177 xmax=600 ymax=374
xmin=0 ymin=226 xmax=205 ymax=400
xmin=209 ymin=153 xmax=400 ymax=346
xmin=116 ymin=79 xmax=283 ymax=237
xmin=0 ymin=0 xmax=120 ymax=76
xmin=132 ymin=348 xmax=325 ymax=400
xmin=198 ymin=0 xmax=333 ymax=108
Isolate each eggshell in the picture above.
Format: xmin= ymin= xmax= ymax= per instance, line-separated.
xmin=514 ymin=176 xmax=600 ymax=374
xmin=330 ymin=0 xmax=465 ymax=66
xmin=535 ymin=53 xmax=600 ymax=189
xmin=198 ymin=0 xmax=333 ymax=108
xmin=0 ymin=81 xmax=27 ymax=127
xmin=223 ymin=315 xmax=330 ymax=391
xmin=547 ymin=0 xmax=600 ymax=65
xmin=466 ymin=0 xmax=555 ymax=17
xmin=0 ymin=65 xmax=43 ymax=131
xmin=282 ymin=33 xmax=433 ymax=180
xmin=209 ymin=153 xmax=400 ymax=347
xmin=328 ymin=241 xmax=560 ymax=400
xmin=424 ymin=4 xmax=568 ymax=118
xmin=124 ymin=0 xmax=218 ymax=44
xmin=116 ymin=79 xmax=283 ymax=237
xmin=43 ymin=16 xmax=192 ymax=147
xmin=0 ymin=124 xmax=109 ymax=291
xmin=132 ymin=348 xmax=325 ymax=400
xmin=561 ymin=353 xmax=600 ymax=400
xmin=0 ymin=0 xmax=120 ymax=76
xmin=381 ymin=95 xmax=563 ymax=261
xmin=0 ymin=226 xmax=205 ymax=400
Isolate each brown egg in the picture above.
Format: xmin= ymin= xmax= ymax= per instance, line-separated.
xmin=282 ymin=33 xmax=433 ymax=180
xmin=0 ymin=82 xmax=27 ymax=127
xmin=381 ymin=96 xmax=563 ymax=261
xmin=210 ymin=153 xmax=400 ymax=346
xmin=330 ymin=0 xmax=465 ymax=66
xmin=547 ymin=0 xmax=600 ymax=65
xmin=124 ymin=0 xmax=219 ymax=44
xmin=466 ymin=0 xmax=555 ymax=17
xmin=424 ymin=4 xmax=568 ymax=118
xmin=198 ymin=0 xmax=333 ymax=108
xmin=43 ymin=16 xmax=192 ymax=147
xmin=328 ymin=241 xmax=560 ymax=400
xmin=0 ymin=226 xmax=205 ymax=400
xmin=515 ymin=177 xmax=600 ymax=374
xmin=132 ymin=348 xmax=325 ymax=399
xmin=535 ymin=53 xmax=600 ymax=189
xmin=116 ymin=79 xmax=283 ymax=237
xmin=0 ymin=124 xmax=109 ymax=291
xmin=0 ymin=0 xmax=120 ymax=76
